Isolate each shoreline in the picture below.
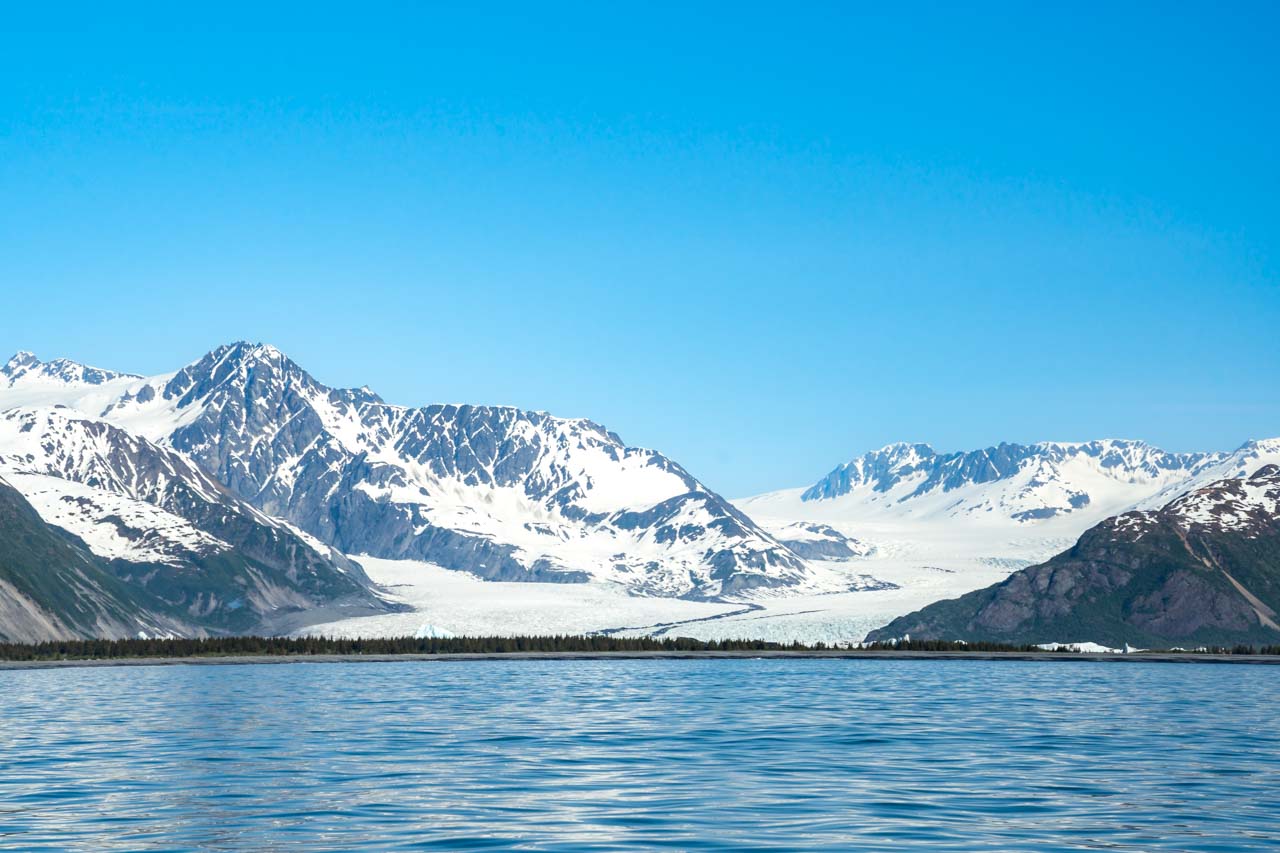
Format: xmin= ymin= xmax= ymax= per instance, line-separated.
xmin=4 ymin=649 xmax=1280 ymax=670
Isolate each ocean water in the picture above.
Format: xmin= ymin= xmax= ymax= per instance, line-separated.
xmin=1 ymin=659 xmax=1277 ymax=851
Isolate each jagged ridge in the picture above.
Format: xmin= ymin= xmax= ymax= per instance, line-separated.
xmin=866 ymin=466 xmax=1280 ymax=647
xmin=0 ymin=406 xmax=394 ymax=635
xmin=5 ymin=345 xmax=811 ymax=599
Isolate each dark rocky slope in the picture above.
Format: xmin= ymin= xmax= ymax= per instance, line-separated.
xmin=0 ymin=476 xmax=194 ymax=642
xmin=0 ymin=408 xmax=397 ymax=637
xmin=866 ymin=466 xmax=1280 ymax=648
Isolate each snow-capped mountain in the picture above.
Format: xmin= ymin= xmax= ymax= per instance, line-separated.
xmin=8 ymin=342 xmax=1268 ymax=642
xmin=1136 ymin=438 xmax=1280 ymax=510
xmin=1 ymin=350 xmax=141 ymax=390
xmin=1158 ymin=463 xmax=1280 ymax=539
xmin=736 ymin=437 xmax=1280 ymax=621
xmin=793 ymin=439 xmax=1220 ymax=524
xmin=0 ymin=474 xmax=195 ymax=642
xmin=738 ymin=438 xmax=1280 ymax=532
xmin=2 ymin=345 xmax=812 ymax=600
xmin=867 ymin=465 xmax=1280 ymax=647
xmin=0 ymin=405 xmax=392 ymax=637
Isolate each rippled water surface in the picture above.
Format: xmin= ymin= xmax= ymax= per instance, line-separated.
xmin=1 ymin=659 xmax=1278 ymax=851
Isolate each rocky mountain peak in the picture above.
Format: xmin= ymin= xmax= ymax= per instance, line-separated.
xmin=164 ymin=341 xmax=309 ymax=399
xmin=1163 ymin=465 xmax=1280 ymax=537
xmin=2 ymin=351 xmax=140 ymax=388
xmin=796 ymin=437 xmax=1222 ymax=527
xmin=1226 ymin=439 xmax=1280 ymax=469
xmin=801 ymin=442 xmax=937 ymax=500
xmin=3 ymin=342 xmax=816 ymax=599
xmin=2 ymin=351 xmax=39 ymax=373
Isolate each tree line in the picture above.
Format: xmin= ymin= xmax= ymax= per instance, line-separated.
xmin=0 ymin=634 xmax=808 ymax=660
xmin=0 ymin=634 xmax=1277 ymax=661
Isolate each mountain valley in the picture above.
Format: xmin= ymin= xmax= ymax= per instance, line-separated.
xmin=3 ymin=344 xmax=1277 ymax=646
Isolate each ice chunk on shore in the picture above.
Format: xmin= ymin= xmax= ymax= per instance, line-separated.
xmin=1036 ymin=642 xmax=1122 ymax=653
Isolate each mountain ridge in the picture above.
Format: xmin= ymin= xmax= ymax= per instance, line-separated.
xmin=742 ymin=435 xmax=1280 ymax=531
xmin=2 ymin=344 xmax=818 ymax=600
xmin=0 ymin=473 xmax=197 ymax=642
xmin=865 ymin=465 xmax=1280 ymax=647
xmin=0 ymin=403 xmax=395 ymax=635
xmin=6 ymin=343 xmax=1274 ymax=638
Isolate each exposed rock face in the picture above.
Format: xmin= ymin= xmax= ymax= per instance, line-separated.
xmin=866 ymin=467 xmax=1280 ymax=648
xmin=2 ymin=351 xmax=140 ymax=387
xmin=0 ymin=407 xmax=394 ymax=636
xmin=5 ymin=345 xmax=811 ymax=599
xmin=801 ymin=439 xmax=1217 ymax=522
xmin=94 ymin=343 xmax=810 ymax=598
xmin=0 ymin=476 xmax=193 ymax=643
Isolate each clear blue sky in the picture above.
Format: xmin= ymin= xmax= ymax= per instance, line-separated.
xmin=2 ymin=2 xmax=1277 ymax=496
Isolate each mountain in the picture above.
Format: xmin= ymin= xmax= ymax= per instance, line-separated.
xmin=865 ymin=466 xmax=1280 ymax=648
xmin=1 ymin=350 xmax=141 ymax=390
xmin=737 ymin=438 xmax=1280 ymax=566
xmin=754 ymin=439 xmax=1221 ymax=526
xmin=735 ymin=437 xmax=1280 ymax=636
xmin=2 ymin=345 xmax=815 ymax=600
xmin=0 ymin=474 xmax=194 ymax=642
xmin=0 ymin=405 xmax=394 ymax=637
xmin=1 ymin=350 xmax=145 ymax=415
xmin=1137 ymin=438 xmax=1280 ymax=509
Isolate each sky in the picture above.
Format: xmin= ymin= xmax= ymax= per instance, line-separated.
xmin=1 ymin=2 xmax=1277 ymax=497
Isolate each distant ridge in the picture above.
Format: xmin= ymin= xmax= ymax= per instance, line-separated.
xmin=742 ymin=437 xmax=1280 ymax=529
xmin=866 ymin=465 xmax=1280 ymax=647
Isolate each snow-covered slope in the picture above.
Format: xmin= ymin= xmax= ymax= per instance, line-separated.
xmin=867 ymin=464 xmax=1280 ymax=647
xmin=3 ymin=472 xmax=230 ymax=565
xmin=0 ymin=405 xmax=391 ymax=633
xmin=1161 ymin=463 xmax=1280 ymax=537
xmin=2 ymin=345 xmax=820 ymax=600
xmin=737 ymin=437 xmax=1280 ymax=621
xmin=0 ymin=474 xmax=196 ymax=643
xmin=786 ymin=440 xmax=1218 ymax=525
xmin=769 ymin=522 xmax=875 ymax=561
xmin=1 ymin=351 xmax=148 ymax=414
xmin=737 ymin=439 xmax=1270 ymax=534
xmin=1136 ymin=439 xmax=1280 ymax=510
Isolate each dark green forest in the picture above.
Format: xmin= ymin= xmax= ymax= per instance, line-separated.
xmin=1 ymin=635 xmax=1278 ymax=662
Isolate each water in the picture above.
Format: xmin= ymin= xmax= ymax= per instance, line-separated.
xmin=1 ymin=659 xmax=1277 ymax=851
